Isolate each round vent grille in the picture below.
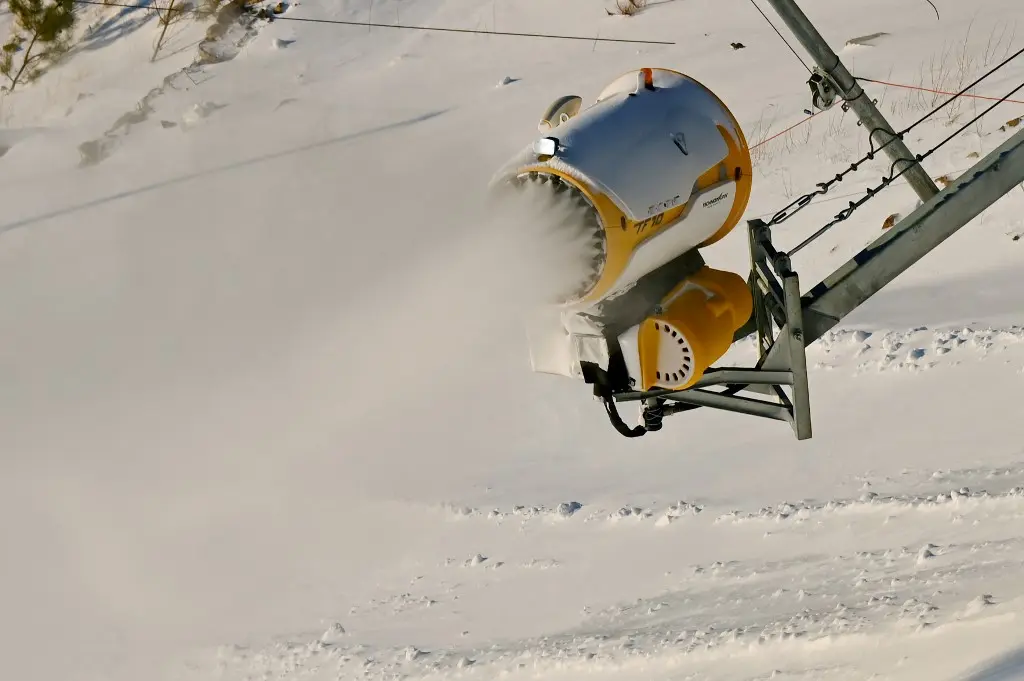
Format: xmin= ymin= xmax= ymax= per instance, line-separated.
xmin=652 ymin=321 xmax=695 ymax=387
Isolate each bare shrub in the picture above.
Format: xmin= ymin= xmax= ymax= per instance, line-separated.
xmin=607 ymin=0 xmax=646 ymax=17
xmin=887 ymin=20 xmax=1019 ymax=127
xmin=195 ymin=0 xmax=226 ymax=20
xmin=746 ymin=107 xmax=823 ymax=181
xmin=1 ymin=0 xmax=75 ymax=91
xmin=150 ymin=0 xmax=194 ymax=60
xmin=747 ymin=107 xmax=778 ymax=168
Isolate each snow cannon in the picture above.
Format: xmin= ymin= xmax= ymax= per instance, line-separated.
xmin=489 ymin=67 xmax=755 ymax=433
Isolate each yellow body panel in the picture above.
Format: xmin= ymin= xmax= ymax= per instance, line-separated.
xmin=700 ymin=124 xmax=754 ymax=248
xmin=516 ymin=117 xmax=747 ymax=308
xmin=514 ymin=165 xmax=687 ymax=305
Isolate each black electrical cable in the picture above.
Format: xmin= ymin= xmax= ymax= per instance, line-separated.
xmin=70 ymin=0 xmax=676 ymax=45
xmin=787 ymin=76 xmax=1024 ymax=255
xmin=900 ymin=45 xmax=1024 ymax=135
xmin=747 ymin=0 xmax=812 ymax=74
xmin=762 ymin=43 xmax=1024 ymax=234
xmin=602 ymin=396 xmax=647 ymax=437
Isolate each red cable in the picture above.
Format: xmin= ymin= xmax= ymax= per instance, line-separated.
xmin=857 ymin=76 xmax=1024 ymax=106
xmin=749 ymin=75 xmax=1024 ymax=151
xmin=750 ymin=108 xmax=826 ymax=149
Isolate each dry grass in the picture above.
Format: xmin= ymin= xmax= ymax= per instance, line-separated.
xmin=887 ymin=20 xmax=1019 ymax=128
xmin=746 ymin=105 xmax=819 ymax=172
xmin=608 ymin=0 xmax=646 ymax=17
xmin=153 ymin=0 xmax=192 ymax=26
xmin=747 ymin=107 xmax=779 ymax=167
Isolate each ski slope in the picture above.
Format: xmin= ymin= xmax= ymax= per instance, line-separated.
xmin=2 ymin=0 xmax=1024 ymax=679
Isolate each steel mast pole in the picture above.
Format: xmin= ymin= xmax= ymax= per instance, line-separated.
xmin=764 ymin=0 xmax=940 ymax=202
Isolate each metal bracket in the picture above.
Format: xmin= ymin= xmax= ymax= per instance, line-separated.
xmin=807 ymin=67 xmax=838 ymax=111
xmin=603 ymin=125 xmax=1024 ymax=441
xmin=595 ymin=0 xmax=1024 ymax=442
xmin=611 ymin=219 xmax=813 ymax=440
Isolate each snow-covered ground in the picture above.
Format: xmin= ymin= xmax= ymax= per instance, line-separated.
xmin=2 ymin=0 xmax=1024 ymax=679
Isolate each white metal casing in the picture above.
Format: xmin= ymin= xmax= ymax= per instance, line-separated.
xmin=548 ymin=69 xmax=733 ymax=224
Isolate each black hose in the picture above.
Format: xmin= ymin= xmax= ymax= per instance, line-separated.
xmin=602 ymin=396 xmax=647 ymax=438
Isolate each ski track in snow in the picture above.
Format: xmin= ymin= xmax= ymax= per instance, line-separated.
xmin=187 ymin=463 xmax=1024 ymax=681
xmin=714 ymin=324 xmax=1024 ymax=376
xmin=810 ymin=325 xmax=1024 ymax=375
xmin=438 ymin=461 xmax=1024 ymax=534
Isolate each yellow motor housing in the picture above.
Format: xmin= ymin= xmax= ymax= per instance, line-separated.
xmin=626 ymin=266 xmax=753 ymax=391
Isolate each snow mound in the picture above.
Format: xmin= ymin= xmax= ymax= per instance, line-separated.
xmin=443 ymin=501 xmax=584 ymax=521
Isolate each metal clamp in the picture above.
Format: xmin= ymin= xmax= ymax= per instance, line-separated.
xmin=807 ymin=67 xmax=838 ymax=111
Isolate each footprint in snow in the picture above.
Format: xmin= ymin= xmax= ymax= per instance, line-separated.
xmin=182 ymin=101 xmax=228 ymax=127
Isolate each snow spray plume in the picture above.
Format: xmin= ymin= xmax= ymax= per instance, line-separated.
xmin=305 ymin=176 xmax=600 ymax=438
xmin=483 ymin=175 xmax=606 ymax=308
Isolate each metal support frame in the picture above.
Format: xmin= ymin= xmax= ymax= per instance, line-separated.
xmin=764 ymin=0 xmax=940 ymax=203
xmin=598 ymin=0 xmax=1024 ymax=440
xmin=773 ymin=126 xmax=1024 ymax=360
xmin=614 ymin=220 xmax=814 ymax=439
xmin=610 ymin=126 xmax=1024 ymax=440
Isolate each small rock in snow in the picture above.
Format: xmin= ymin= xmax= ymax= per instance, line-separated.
xmin=320 ymin=622 xmax=346 ymax=644
xmin=556 ymin=501 xmax=583 ymax=517
xmin=963 ymin=594 xmax=995 ymax=616
xmin=182 ymin=101 xmax=224 ymax=126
